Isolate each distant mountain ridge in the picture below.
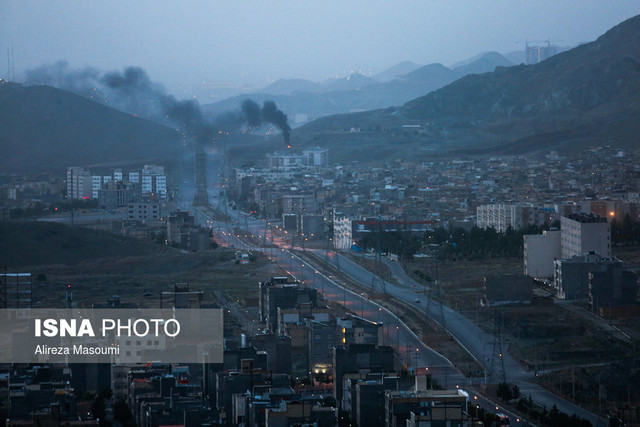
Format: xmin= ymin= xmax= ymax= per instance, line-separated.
xmin=295 ymin=14 xmax=640 ymax=158
xmin=0 ymin=82 xmax=180 ymax=173
xmin=374 ymin=61 xmax=423 ymax=81
xmin=203 ymin=52 xmax=514 ymax=124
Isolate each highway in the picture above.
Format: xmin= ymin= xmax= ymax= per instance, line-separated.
xmin=104 ymin=148 xmax=604 ymax=425
xmin=194 ymin=194 xmax=604 ymax=426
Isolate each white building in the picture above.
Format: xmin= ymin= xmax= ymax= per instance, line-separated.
xmin=476 ymin=204 xmax=513 ymax=232
xmin=477 ymin=203 xmax=545 ymax=232
xmin=523 ymin=230 xmax=561 ymax=277
xmin=140 ymin=165 xmax=167 ymax=199
xmin=91 ymin=175 xmax=103 ymax=199
xmin=302 ymin=147 xmax=328 ymax=167
xmin=66 ymin=167 xmax=92 ymax=199
xmin=266 ymin=151 xmax=305 ymax=169
xmin=128 ymin=171 xmax=140 ymax=184
xmin=561 ymin=213 xmax=611 ymax=259
xmin=69 ymin=165 xmax=167 ymax=200
xmin=333 ymin=216 xmax=353 ymax=250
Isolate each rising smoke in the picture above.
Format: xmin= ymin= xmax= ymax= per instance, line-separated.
xmin=23 ymin=61 xmax=291 ymax=146
xmin=241 ymin=99 xmax=292 ymax=146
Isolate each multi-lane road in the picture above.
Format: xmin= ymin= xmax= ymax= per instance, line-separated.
xmin=193 ymin=186 xmax=603 ymax=426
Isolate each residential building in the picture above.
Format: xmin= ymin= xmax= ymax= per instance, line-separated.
xmin=66 ymin=167 xmax=92 ymax=199
xmin=128 ymin=199 xmax=161 ymax=222
xmin=554 ymin=252 xmax=621 ymax=300
xmin=337 ymin=314 xmax=384 ymax=346
xmin=266 ymin=151 xmax=305 ymax=169
xmin=523 ymin=229 xmax=561 ymax=277
xmin=385 ymin=389 xmax=471 ymax=427
xmin=302 ymin=146 xmax=328 ymax=167
xmin=561 ymin=213 xmax=611 ymax=258
xmin=333 ymin=344 xmax=394 ymax=404
xmin=258 ymin=277 xmax=317 ymax=331
xmin=477 ymin=203 xmax=546 ymax=232
xmin=97 ymin=181 xmax=136 ymax=210
xmin=333 ymin=216 xmax=353 ymax=249
xmin=589 ymin=263 xmax=638 ymax=312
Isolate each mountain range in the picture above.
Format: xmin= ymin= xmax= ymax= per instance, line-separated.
xmin=2 ymin=14 xmax=639 ymax=172
xmin=293 ymin=14 xmax=640 ymax=161
xmin=202 ymin=51 xmax=515 ymax=124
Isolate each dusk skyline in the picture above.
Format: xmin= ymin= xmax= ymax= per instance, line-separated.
xmin=1 ymin=1 xmax=639 ymax=99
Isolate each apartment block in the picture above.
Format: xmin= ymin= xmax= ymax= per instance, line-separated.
xmin=523 ymin=229 xmax=561 ymax=277
xmin=560 ymin=213 xmax=611 ymax=258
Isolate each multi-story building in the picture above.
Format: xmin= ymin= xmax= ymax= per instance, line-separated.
xmin=97 ymin=181 xmax=137 ymax=210
xmin=66 ymin=167 xmax=92 ymax=199
xmin=333 ymin=344 xmax=394 ymax=404
xmin=302 ymin=146 xmax=328 ymax=167
xmin=589 ymin=263 xmax=638 ymax=313
xmin=128 ymin=200 xmax=161 ymax=222
xmin=166 ymin=211 xmax=195 ymax=246
xmin=523 ymin=229 xmax=561 ymax=277
xmin=560 ymin=213 xmax=611 ymax=258
xmin=281 ymin=192 xmax=318 ymax=214
xmin=337 ymin=314 xmax=384 ymax=346
xmin=385 ymin=389 xmax=471 ymax=427
xmin=68 ymin=165 xmax=167 ymax=200
xmin=258 ymin=277 xmax=317 ymax=331
xmin=141 ymin=165 xmax=167 ymax=199
xmin=582 ymin=200 xmax=639 ymax=222
xmin=266 ymin=151 xmax=305 ymax=169
xmin=333 ymin=216 xmax=353 ymax=250
xmin=477 ymin=203 xmax=546 ymax=232
xmin=554 ymin=252 xmax=620 ymax=300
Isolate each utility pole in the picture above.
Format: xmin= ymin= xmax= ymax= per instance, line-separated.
xmin=426 ymin=244 xmax=446 ymax=332
xmin=489 ymin=312 xmax=507 ymax=384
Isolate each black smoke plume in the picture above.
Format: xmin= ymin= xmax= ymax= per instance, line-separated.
xmin=23 ymin=62 xmax=291 ymax=146
xmin=262 ymin=101 xmax=291 ymax=146
xmin=101 ymin=67 xmax=216 ymax=143
xmin=240 ymin=99 xmax=292 ymax=146
xmin=24 ymin=62 xmax=216 ymax=144
xmin=241 ymin=99 xmax=262 ymax=128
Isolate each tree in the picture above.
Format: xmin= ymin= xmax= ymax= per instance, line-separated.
xmin=497 ymin=381 xmax=513 ymax=401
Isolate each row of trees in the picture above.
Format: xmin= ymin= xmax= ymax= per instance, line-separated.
xmin=611 ymin=214 xmax=640 ymax=246
xmin=356 ymin=223 xmax=556 ymax=261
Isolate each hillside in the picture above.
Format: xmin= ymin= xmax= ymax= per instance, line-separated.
xmin=0 ymin=82 xmax=181 ymax=173
xmin=0 ymin=221 xmax=172 ymax=267
xmin=374 ymin=61 xmax=423 ymax=81
xmin=203 ymin=53 xmax=515 ymax=124
xmin=293 ymin=14 xmax=640 ymax=159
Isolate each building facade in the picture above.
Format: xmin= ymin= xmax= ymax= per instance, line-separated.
xmin=523 ymin=229 xmax=561 ymax=277
xmin=561 ymin=213 xmax=611 ymax=259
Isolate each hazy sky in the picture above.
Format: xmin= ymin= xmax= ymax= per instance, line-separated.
xmin=1 ymin=1 xmax=638 ymax=98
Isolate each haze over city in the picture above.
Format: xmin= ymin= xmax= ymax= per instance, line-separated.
xmin=1 ymin=0 xmax=639 ymax=98
xmin=3 ymin=2 xmax=640 ymax=425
